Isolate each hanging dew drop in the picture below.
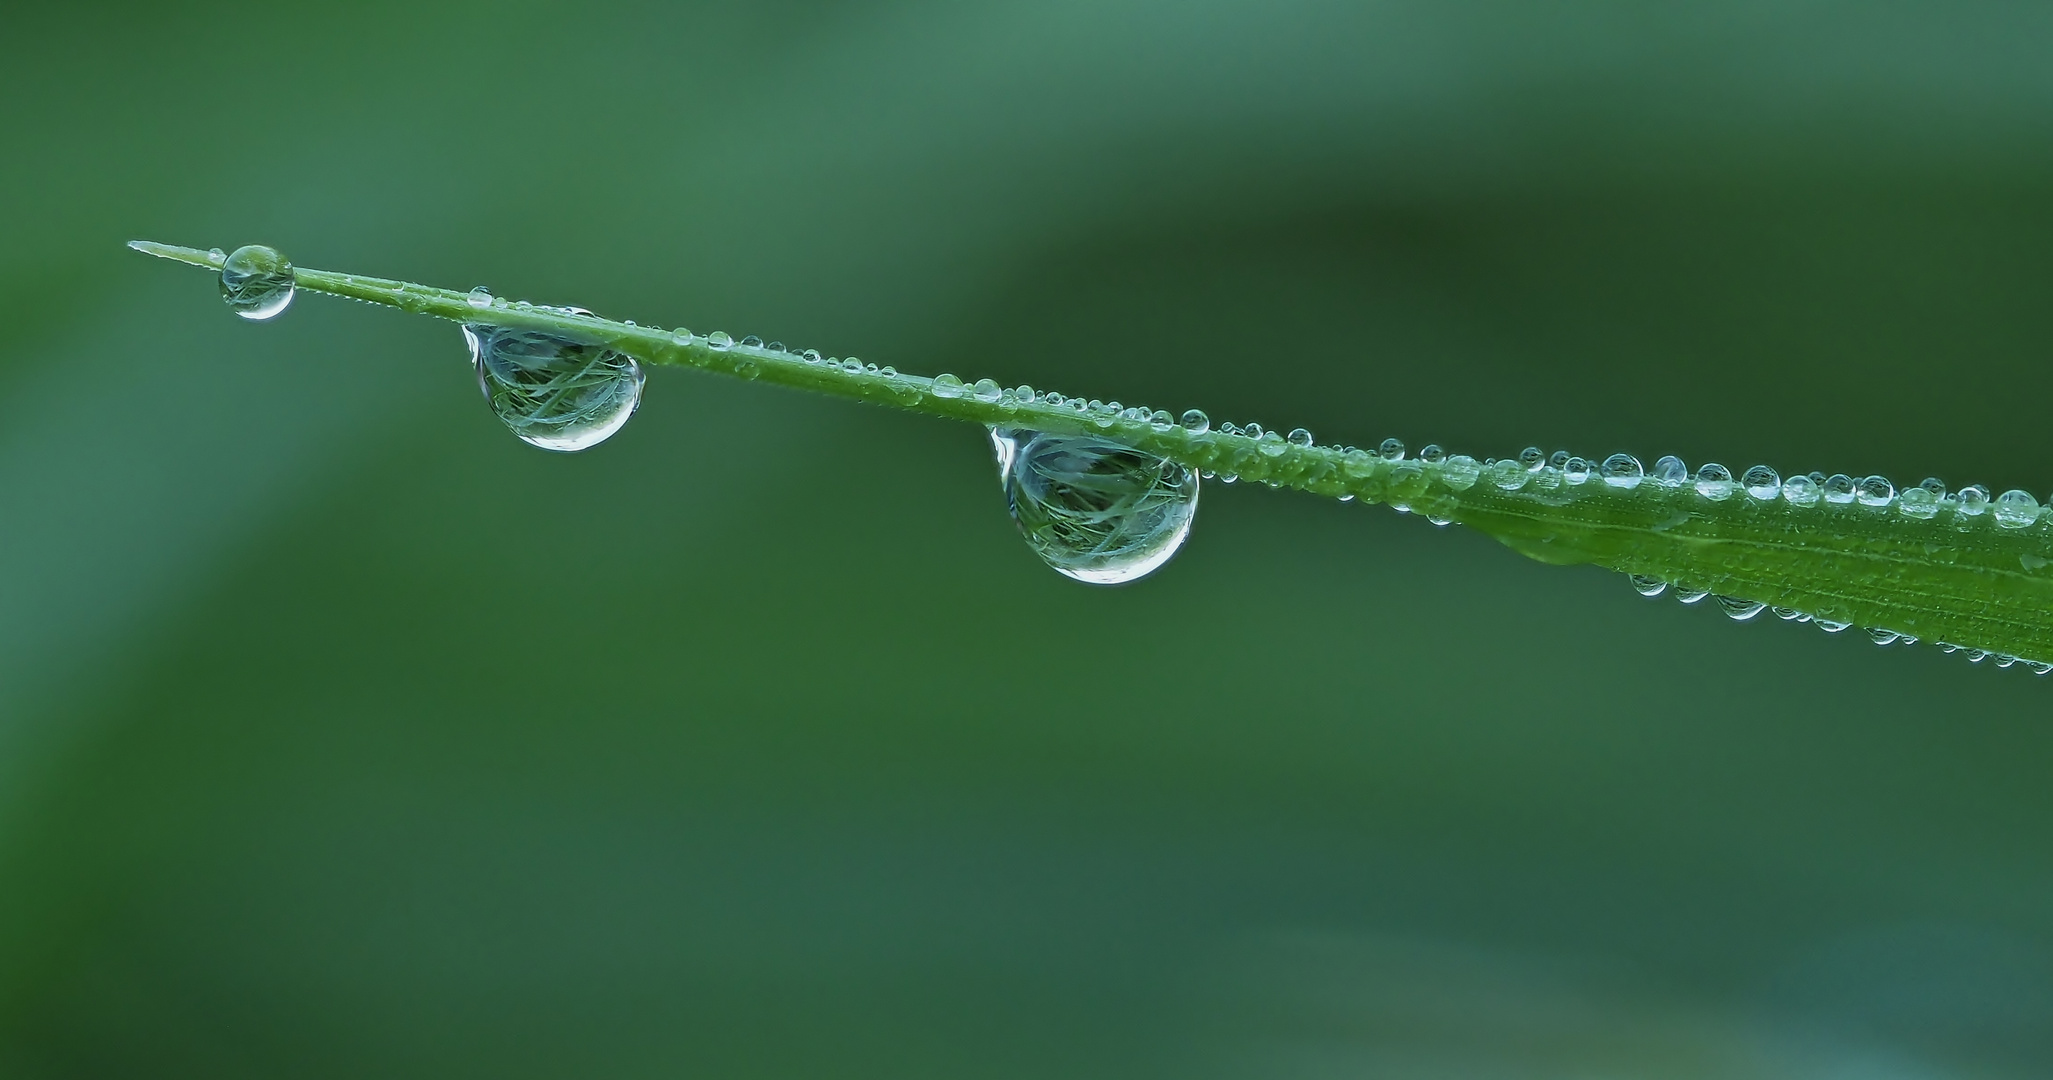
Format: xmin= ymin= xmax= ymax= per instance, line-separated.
xmin=464 ymin=323 xmax=644 ymax=451
xmin=1628 ymin=574 xmax=1667 ymax=597
xmin=218 ymin=244 xmax=295 ymax=320
xmin=989 ymin=427 xmax=1198 ymax=585
xmin=1713 ymin=595 xmax=1765 ymax=620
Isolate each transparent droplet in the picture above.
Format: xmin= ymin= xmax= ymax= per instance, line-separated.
xmin=1651 ymin=455 xmax=1687 ymax=488
xmin=1673 ymin=586 xmax=1710 ymax=604
xmin=1920 ymin=477 xmax=1947 ymax=497
xmin=1257 ymin=430 xmax=1287 ymax=457
xmin=1867 ymin=628 xmax=1902 ymax=645
xmin=1966 ymin=649 xmax=1989 ymax=663
xmin=1629 ymin=574 xmax=1667 ymax=597
xmin=1714 ymin=595 xmax=1765 ymax=621
xmin=990 ymin=427 xmax=1198 ymax=585
xmin=764 ymin=340 xmax=785 ymax=353
xmin=1418 ymin=444 xmax=1446 ymax=464
xmin=1378 ymin=438 xmax=1406 ymax=461
xmin=1601 ymin=453 xmax=1644 ymax=489
xmin=207 ymin=247 xmax=226 ymax=265
xmin=2029 ymin=661 xmax=2053 ymax=675
xmin=933 ymin=373 xmax=966 ymax=399
xmin=1424 ymin=495 xmax=1458 ymax=526
xmin=1693 ymin=463 xmax=1737 ymax=501
xmin=466 ymin=286 xmax=493 ymax=310
xmin=972 ymin=378 xmax=1003 ymax=403
xmin=1993 ymin=489 xmax=2041 ymax=529
xmin=1518 ymin=446 xmax=1545 ymax=470
xmin=1815 ymin=619 xmax=1851 ymax=633
xmin=1243 ymin=423 xmax=1265 ymax=439
xmin=739 ymin=335 xmax=763 ymax=348
xmin=1772 ymin=606 xmax=1806 ymax=621
xmin=1440 ymin=455 xmax=1481 ymax=490
xmin=1956 ymin=484 xmax=1991 ymax=517
xmin=1549 ymin=450 xmax=1571 ymax=469
xmin=1781 ymin=473 xmax=1821 ymax=507
xmin=464 ymin=322 xmax=644 ymax=451
xmin=1180 ymin=409 xmax=1210 ymax=434
xmin=219 ymin=244 xmax=295 ymax=320
xmin=671 ymin=327 xmax=694 ymax=346
xmin=881 ymin=366 xmax=898 ymax=378
xmin=1288 ymin=428 xmax=1314 ymax=448
xmin=1897 ymin=485 xmax=1939 ymax=519
xmin=706 ymin=331 xmax=733 ymax=350
xmin=1562 ymin=457 xmax=1592 ymax=484
xmin=1487 ymin=459 xmax=1529 ymax=491
xmin=1856 ymin=475 xmax=1895 ymax=507
xmin=1823 ymin=474 xmax=1857 ymax=504
xmin=1150 ymin=410 xmax=1175 ymax=430
xmin=1742 ymin=465 xmax=1781 ymax=501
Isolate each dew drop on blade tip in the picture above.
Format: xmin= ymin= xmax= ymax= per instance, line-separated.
xmin=219 ymin=244 xmax=295 ymax=320
xmin=990 ymin=427 xmax=1198 ymax=585
xmin=465 ymin=323 xmax=644 ymax=452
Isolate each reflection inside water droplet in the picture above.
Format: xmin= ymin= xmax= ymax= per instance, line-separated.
xmin=219 ymin=244 xmax=295 ymax=320
xmin=464 ymin=323 xmax=644 ymax=451
xmin=990 ymin=427 xmax=1198 ymax=584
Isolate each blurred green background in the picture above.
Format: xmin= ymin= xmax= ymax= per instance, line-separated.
xmin=4 ymin=3 xmax=2053 ymax=1076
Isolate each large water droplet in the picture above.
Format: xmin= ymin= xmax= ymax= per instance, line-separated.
xmin=1994 ymin=489 xmax=2041 ymax=529
xmin=1742 ymin=465 xmax=1781 ymax=501
xmin=1693 ymin=463 xmax=1737 ymax=501
xmin=219 ymin=244 xmax=295 ymax=320
xmin=464 ymin=323 xmax=644 ymax=451
xmin=1651 ymin=455 xmax=1688 ymax=488
xmin=1823 ymin=474 xmax=1857 ymax=504
xmin=990 ymin=428 xmax=1198 ymax=584
xmin=1856 ymin=475 xmax=1895 ymax=507
xmin=1601 ymin=453 xmax=1643 ymax=489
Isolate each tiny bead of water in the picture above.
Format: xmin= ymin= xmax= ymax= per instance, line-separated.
xmin=1993 ymin=489 xmax=2041 ymax=528
xmin=1742 ymin=465 xmax=1781 ymax=500
xmin=739 ymin=335 xmax=763 ymax=348
xmin=1896 ymin=486 xmax=1939 ymax=519
xmin=1652 ymin=455 xmax=1688 ymax=488
xmin=1150 ymin=409 xmax=1175 ymax=430
xmin=1921 ymin=477 xmax=1947 ymax=497
xmin=1563 ymin=457 xmax=1591 ymax=484
xmin=1288 ymin=428 xmax=1313 ymax=448
xmin=1601 ymin=453 xmax=1644 ymax=489
xmin=1823 ymin=474 xmax=1857 ymax=504
xmin=1955 ymin=484 xmax=1991 ymax=515
xmin=1856 ymin=475 xmax=1895 ymax=507
xmin=706 ymin=331 xmax=733 ymax=350
xmin=1418 ymin=444 xmax=1446 ymax=464
xmin=1519 ymin=447 xmax=1545 ymax=470
xmin=1715 ymin=595 xmax=1765 ymax=620
xmin=764 ymin=340 xmax=784 ymax=353
xmin=1629 ymin=574 xmax=1667 ymax=597
xmin=1778 ymin=472 xmax=1820 ymax=507
xmin=932 ymin=373 xmax=966 ymax=399
xmin=1673 ymin=586 xmax=1710 ymax=604
xmin=672 ymin=328 xmax=695 ymax=346
xmin=466 ymin=286 xmax=493 ymax=310
xmin=1487 ymin=459 xmax=1529 ymax=491
xmin=1179 ymin=409 xmax=1209 ymax=433
xmin=972 ymin=378 xmax=1003 ymax=402
xmin=1259 ymin=430 xmax=1288 ymax=457
xmin=1379 ymin=438 xmax=1406 ymax=461
xmin=1693 ymin=463 xmax=1737 ymax=501
xmin=1549 ymin=450 xmax=1571 ymax=469
xmin=1440 ymin=455 xmax=1481 ymax=490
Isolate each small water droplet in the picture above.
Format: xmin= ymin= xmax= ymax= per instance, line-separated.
xmin=207 ymin=247 xmax=226 ymax=265
xmin=1440 ymin=455 xmax=1481 ymax=491
xmin=1955 ymin=484 xmax=1991 ymax=517
xmin=1856 ymin=475 xmax=1895 ymax=507
xmin=1772 ymin=606 xmax=1806 ymax=621
xmin=1693 ymin=463 xmax=1737 ymax=501
xmin=671 ymin=327 xmax=694 ymax=346
xmin=219 ymin=244 xmax=295 ymax=320
xmin=1244 ymin=423 xmax=1265 ymax=440
xmin=1781 ymin=473 xmax=1821 ymax=507
xmin=1823 ymin=474 xmax=1857 ymax=504
xmin=1993 ymin=489 xmax=2040 ymax=529
xmin=1518 ymin=447 xmax=1545 ymax=470
xmin=464 ymin=322 xmax=644 ymax=451
xmin=1378 ymin=438 xmax=1406 ymax=461
xmin=933 ymin=373 xmax=966 ymax=399
xmin=1966 ymin=648 xmax=1989 ymax=662
xmin=739 ymin=335 xmax=763 ymax=348
xmin=706 ymin=331 xmax=733 ymax=350
xmin=1149 ymin=409 xmax=1175 ymax=430
xmin=991 ymin=427 xmax=1199 ymax=584
xmin=1563 ymin=457 xmax=1592 ymax=484
xmin=1601 ymin=453 xmax=1644 ymax=489
xmin=1742 ymin=465 xmax=1781 ymax=501
xmin=1815 ymin=619 xmax=1851 ymax=633
xmin=972 ymin=378 xmax=1003 ymax=403
xmin=764 ymin=340 xmax=785 ymax=353
xmin=1673 ymin=586 xmax=1710 ymax=604
xmin=2029 ymin=661 xmax=2053 ymax=675
xmin=1629 ymin=574 xmax=1667 ymax=597
xmin=466 ymin=286 xmax=493 ymax=310
xmin=1180 ymin=409 xmax=1210 ymax=433
xmin=1424 ymin=495 xmax=1458 ymax=526
xmin=1549 ymin=450 xmax=1571 ymax=469
xmin=1714 ymin=595 xmax=1765 ymax=620
xmin=1651 ymin=455 xmax=1688 ymax=488
xmin=1920 ymin=477 xmax=1947 ymax=497
xmin=1288 ymin=428 xmax=1313 ymax=448
xmin=881 ymin=366 xmax=898 ymax=378
xmin=1487 ymin=459 xmax=1529 ymax=491
xmin=1867 ymin=628 xmax=1901 ymax=645
xmin=1897 ymin=485 xmax=1939 ymax=519
xmin=1996 ymin=654 xmax=2019 ymax=668
xmin=1258 ymin=430 xmax=1287 ymax=457
xmin=1418 ymin=444 xmax=1446 ymax=464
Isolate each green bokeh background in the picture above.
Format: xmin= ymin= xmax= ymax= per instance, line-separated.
xmin=5 ymin=3 xmax=2052 ymax=1076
